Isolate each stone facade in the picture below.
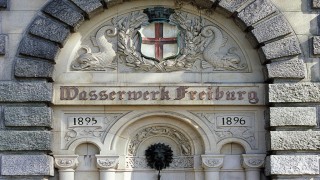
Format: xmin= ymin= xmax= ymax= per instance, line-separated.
xmin=0 ymin=0 xmax=319 ymax=180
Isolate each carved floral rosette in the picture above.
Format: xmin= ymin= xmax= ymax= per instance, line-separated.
xmin=241 ymin=154 xmax=266 ymax=169
xmin=201 ymin=155 xmax=224 ymax=169
xmin=54 ymin=155 xmax=79 ymax=170
xmin=96 ymin=155 xmax=119 ymax=169
xmin=126 ymin=156 xmax=194 ymax=169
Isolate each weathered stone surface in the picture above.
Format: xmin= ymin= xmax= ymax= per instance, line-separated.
xmin=0 ymin=0 xmax=7 ymax=8
xmin=43 ymin=0 xmax=84 ymax=30
xmin=4 ymin=106 xmax=52 ymax=127
xmin=260 ymin=36 xmax=301 ymax=61
xmin=218 ymin=0 xmax=249 ymax=16
xmin=71 ymin=0 xmax=103 ymax=18
xmin=313 ymin=36 xmax=320 ymax=55
xmin=312 ymin=0 xmax=320 ymax=8
xmin=0 ymin=34 xmax=6 ymax=55
xmin=270 ymin=107 xmax=317 ymax=127
xmin=266 ymin=58 xmax=305 ymax=79
xmin=0 ymin=131 xmax=51 ymax=150
xmin=104 ymin=0 xmax=123 ymax=8
xmin=270 ymin=131 xmax=320 ymax=150
xmin=1 ymin=155 xmax=54 ymax=176
xmin=14 ymin=58 xmax=54 ymax=78
xmin=249 ymin=15 xmax=292 ymax=46
xmin=29 ymin=16 xmax=70 ymax=44
xmin=19 ymin=36 xmax=60 ymax=61
xmin=0 ymin=82 xmax=52 ymax=102
xmin=269 ymin=83 xmax=320 ymax=103
xmin=236 ymin=0 xmax=277 ymax=29
xmin=266 ymin=155 xmax=319 ymax=175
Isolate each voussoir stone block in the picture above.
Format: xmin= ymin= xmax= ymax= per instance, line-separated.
xmin=0 ymin=34 xmax=6 ymax=55
xmin=0 ymin=82 xmax=52 ymax=102
xmin=217 ymin=0 xmax=249 ymax=16
xmin=260 ymin=36 xmax=301 ymax=61
xmin=1 ymin=155 xmax=54 ymax=176
xmin=43 ymin=0 xmax=84 ymax=30
xmin=249 ymin=15 xmax=292 ymax=47
xmin=14 ymin=58 xmax=54 ymax=78
xmin=266 ymin=58 xmax=305 ymax=79
xmin=270 ymin=131 xmax=320 ymax=150
xmin=236 ymin=0 xmax=277 ymax=30
xmin=0 ymin=131 xmax=51 ymax=150
xmin=269 ymin=83 xmax=320 ymax=103
xmin=4 ymin=106 xmax=52 ymax=127
xmin=270 ymin=107 xmax=317 ymax=127
xmin=29 ymin=16 xmax=70 ymax=44
xmin=19 ymin=36 xmax=60 ymax=61
xmin=71 ymin=0 xmax=103 ymax=18
xmin=313 ymin=36 xmax=320 ymax=55
xmin=266 ymin=155 xmax=320 ymax=175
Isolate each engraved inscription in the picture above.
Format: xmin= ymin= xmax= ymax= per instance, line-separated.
xmin=216 ymin=115 xmax=252 ymax=127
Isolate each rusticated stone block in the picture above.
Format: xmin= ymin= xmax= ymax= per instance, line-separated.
xmin=0 ymin=0 xmax=7 ymax=8
xmin=313 ymin=36 xmax=320 ymax=55
xmin=266 ymin=155 xmax=319 ymax=175
xmin=14 ymin=58 xmax=54 ymax=78
xmin=4 ymin=106 xmax=52 ymax=127
xmin=104 ymin=0 xmax=123 ymax=8
xmin=0 ymin=131 xmax=51 ymax=150
xmin=236 ymin=0 xmax=277 ymax=30
xmin=0 ymin=34 xmax=6 ymax=55
xmin=1 ymin=155 xmax=54 ymax=176
xmin=269 ymin=83 xmax=320 ymax=103
xmin=270 ymin=131 xmax=320 ymax=150
xmin=19 ymin=36 xmax=60 ymax=61
xmin=29 ymin=16 xmax=70 ymax=44
xmin=260 ymin=36 xmax=301 ymax=61
xmin=313 ymin=0 xmax=320 ymax=8
xmin=266 ymin=58 xmax=305 ymax=79
xmin=71 ymin=0 xmax=103 ymax=18
xmin=0 ymin=82 xmax=52 ymax=102
xmin=249 ymin=15 xmax=292 ymax=46
xmin=270 ymin=107 xmax=317 ymax=127
xmin=43 ymin=0 xmax=84 ymax=30
xmin=217 ymin=0 xmax=249 ymax=16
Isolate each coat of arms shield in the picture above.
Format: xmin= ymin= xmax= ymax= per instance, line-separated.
xmin=139 ymin=22 xmax=180 ymax=62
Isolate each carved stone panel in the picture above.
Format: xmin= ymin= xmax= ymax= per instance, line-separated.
xmin=126 ymin=156 xmax=194 ymax=169
xmin=70 ymin=8 xmax=248 ymax=73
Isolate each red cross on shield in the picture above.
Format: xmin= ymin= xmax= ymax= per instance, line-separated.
xmin=139 ymin=22 xmax=179 ymax=62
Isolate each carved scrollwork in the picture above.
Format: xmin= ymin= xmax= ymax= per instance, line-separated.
xmin=126 ymin=156 xmax=194 ymax=169
xmin=70 ymin=8 xmax=248 ymax=72
xmin=128 ymin=126 xmax=192 ymax=156
xmin=54 ymin=155 xmax=79 ymax=170
xmin=201 ymin=155 xmax=224 ymax=169
xmin=96 ymin=155 xmax=119 ymax=169
xmin=241 ymin=154 xmax=266 ymax=169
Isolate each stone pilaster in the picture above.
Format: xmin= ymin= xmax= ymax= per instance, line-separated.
xmin=201 ymin=155 xmax=224 ymax=180
xmin=96 ymin=155 xmax=119 ymax=180
xmin=54 ymin=155 xmax=79 ymax=180
xmin=242 ymin=154 xmax=265 ymax=180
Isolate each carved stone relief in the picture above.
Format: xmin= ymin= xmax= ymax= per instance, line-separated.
xmin=201 ymin=155 xmax=224 ymax=169
xmin=63 ymin=112 xmax=129 ymax=149
xmin=126 ymin=156 xmax=194 ymax=169
xmin=192 ymin=112 xmax=257 ymax=149
xmin=96 ymin=155 xmax=119 ymax=169
xmin=54 ymin=155 xmax=79 ymax=170
xmin=127 ymin=126 xmax=192 ymax=156
xmin=70 ymin=8 xmax=248 ymax=73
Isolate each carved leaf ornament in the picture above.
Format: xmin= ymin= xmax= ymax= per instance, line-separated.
xmin=71 ymin=7 xmax=247 ymax=72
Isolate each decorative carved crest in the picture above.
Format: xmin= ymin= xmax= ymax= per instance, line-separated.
xmin=54 ymin=155 xmax=79 ymax=170
xmin=201 ymin=155 xmax=224 ymax=169
xmin=71 ymin=8 xmax=247 ymax=72
xmin=96 ymin=155 xmax=119 ymax=169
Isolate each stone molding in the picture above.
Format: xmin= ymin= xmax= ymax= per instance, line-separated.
xmin=201 ymin=155 xmax=224 ymax=169
xmin=96 ymin=155 xmax=119 ymax=169
xmin=241 ymin=154 xmax=266 ymax=169
xmin=54 ymin=155 xmax=79 ymax=170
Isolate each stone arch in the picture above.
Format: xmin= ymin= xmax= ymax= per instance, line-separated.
xmin=105 ymin=111 xmax=209 ymax=156
xmin=13 ymin=0 xmax=305 ymax=82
